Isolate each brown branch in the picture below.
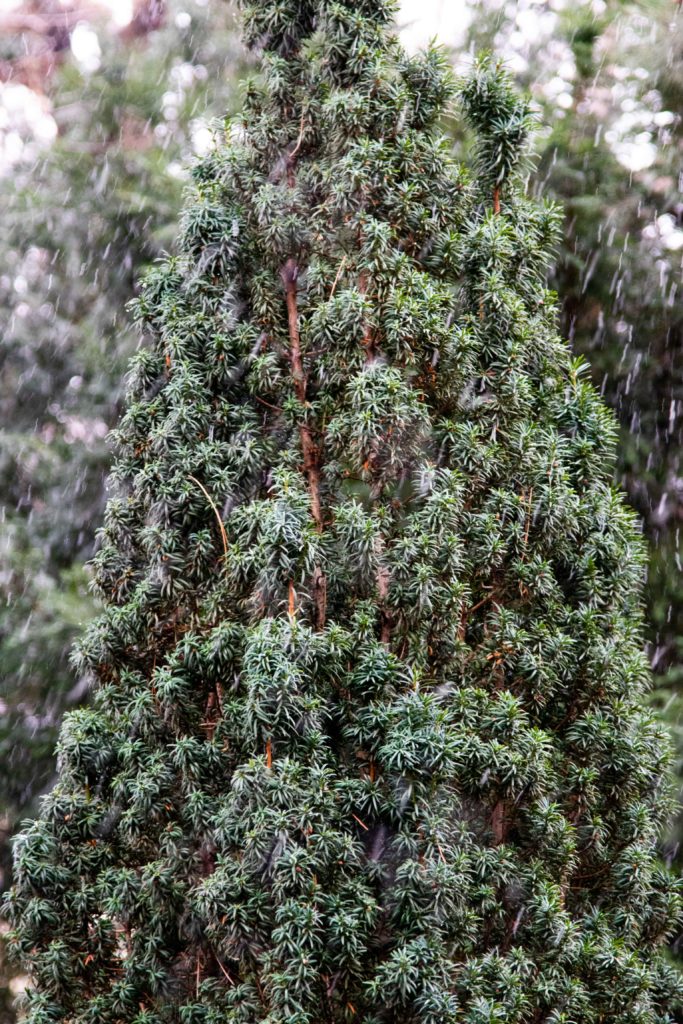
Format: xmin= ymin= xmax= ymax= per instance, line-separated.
xmin=358 ymin=270 xmax=393 ymax=644
xmin=282 ymin=260 xmax=307 ymax=404
xmin=491 ymin=799 xmax=508 ymax=844
xmin=458 ymin=590 xmax=496 ymax=642
xmin=520 ymin=486 xmax=534 ymax=567
xmin=523 ymin=487 xmax=534 ymax=547
xmin=376 ymin=562 xmax=392 ymax=646
xmin=358 ymin=270 xmax=377 ymax=362
xmin=201 ymin=690 xmax=218 ymax=741
xmin=493 ymin=186 xmax=501 ymax=215
xmin=281 ymin=258 xmax=327 ymax=630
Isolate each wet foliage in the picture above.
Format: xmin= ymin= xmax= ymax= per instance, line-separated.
xmin=4 ymin=2 xmax=682 ymax=1019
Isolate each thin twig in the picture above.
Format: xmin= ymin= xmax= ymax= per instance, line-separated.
xmin=523 ymin=487 xmax=534 ymax=549
xmin=215 ymin=955 xmax=235 ymax=986
xmin=254 ymin=395 xmax=282 ymax=413
xmin=189 ymin=475 xmax=229 ymax=560
xmin=290 ymin=112 xmax=306 ymax=159
xmin=330 ymin=255 xmax=347 ymax=298
xmin=470 ymin=592 xmax=496 ymax=617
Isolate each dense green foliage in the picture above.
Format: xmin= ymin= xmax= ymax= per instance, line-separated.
xmin=6 ymin=2 xmax=682 ymax=1022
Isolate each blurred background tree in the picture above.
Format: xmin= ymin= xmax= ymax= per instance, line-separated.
xmin=0 ymin=0 xmax=681 ymax=1016
xmin=0 ymin=2 xmax=246 ymax=1013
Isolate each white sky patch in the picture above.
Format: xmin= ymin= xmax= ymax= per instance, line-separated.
xmin=191 ymin=120 xmax=215 ymax=157
xmin=665 ymin=233 xmax=683 ymax=252
xmin=97 ymin=0 xmax=134 ymax=27
xmin=399 ymin=0 xmax=471 ymax=51
xmin=644 ymin=214 xmax=683 ymax=252
xmin=613 ymin=138 xmax=657 ymax=173
xmin=70 ymin=23 xmax=102 ymax=72
xmin=0 ymin=83 xmax=57 ymax=175
xmin=515 ymin=5 xmax=558 ymax=44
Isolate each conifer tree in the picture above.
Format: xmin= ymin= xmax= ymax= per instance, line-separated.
xmin=7 ymin=4 xmax=682 ymax=1022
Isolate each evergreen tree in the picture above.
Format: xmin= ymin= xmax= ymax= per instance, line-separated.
xmin=6 ymin=5 xmax=682 ymax=1023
